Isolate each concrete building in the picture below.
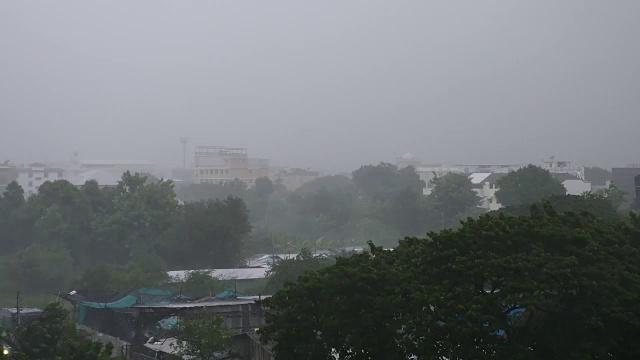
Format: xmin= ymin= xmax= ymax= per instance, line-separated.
xmin=17 ymin=163 xmax=64 ymax=197
xmin=194 ymin=146 xmax=270 ymax=187
xmin=396 ymin=152 xmax=423 ymax=169
xmin=272 ymin=167 xmax=320 ymax=191
xmin=469 ymin=172 xmax=590 ymax=211
xmin=552 ymin=173 xmax=591 ymax=195
xmin=66 ymin=169 xmax=121 ymax=187
xmin=541 ymin=158 xmax=585 ymax=180
xmin=77 ymin=160 xmax=155 ymax=174
xmin=612 ymin=165 xmax=640 ymax=207
xmin=417 ymin=166 xmax=466 ymax=195
xmin=470 ymin=173 xmax=506 ymax=211
xmin=0 ymin=164 xmax=18 ymax=193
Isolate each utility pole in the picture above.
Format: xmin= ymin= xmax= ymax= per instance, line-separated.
xmin=16 ymin=291 xmax=20 ymax=326
xmin=179 ymin=137 xmax=189 ymax=169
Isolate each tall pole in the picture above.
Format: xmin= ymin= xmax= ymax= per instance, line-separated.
xmin=16 ymin=291 xmax=20 ymax=326
xmin=180 ymin=137 xmax=188 ymax=169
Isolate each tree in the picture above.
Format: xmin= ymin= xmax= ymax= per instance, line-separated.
xmin=254 ymin=177 xmax=274 ymax=199
xmin=173 ymin=314 xmax=231 ymax=360
xmin=94 ymin=172 xmax=178 ymax=263
xmin=16 ymin=302 xmax=119 ymax=360
xmin=6 ymin=244 xmax=73 ymax=295
xmin=1 ymin=181 xmax=24 ymax=210
xmin=495 ymin=165 xmax=566 ymax=206
xmin=262 ymin=207 xmax=640 ymax=359
xmin=494 ymin=194 xmax=625 ymax=223
xmin=0 ymin=182 xmax=30 ymax=253
xmin=263 ymin=248 xmax=335 ymax=294
xmin=352 ymin=163 xmax=424 ymax=201
xmin=161 ymin=197 xmax=251 ymax=269
xmin=181 ymin=271 xmax=224 ymax=298
xmin=428 ymin=173 xmax=480 ymax=226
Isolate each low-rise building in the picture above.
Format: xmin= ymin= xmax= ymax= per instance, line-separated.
xmin=17 ymin=163 xmax=64 ymax=197
xmin=612 ymin=165 xmax=640 ymax=207
xmin=194 ymin=146 xmax=270 ymax=187
xmin=274 ymin=168 xmax=320 ymax=191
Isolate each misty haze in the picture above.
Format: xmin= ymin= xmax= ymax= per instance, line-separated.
xmin=1 ymin=1 xmax=640 ymax=359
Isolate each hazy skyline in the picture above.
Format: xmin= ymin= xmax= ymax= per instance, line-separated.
xmin=1 ymin=1 xmax=639 ymax=173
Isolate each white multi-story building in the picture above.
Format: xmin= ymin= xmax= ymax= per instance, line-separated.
xmin=194 ymin=146 xmax=270 ymax=187
xmin=470 ymin=171 xmax=591 ymax=211
xmin=17 ymin=163 xmax=64 ymax=197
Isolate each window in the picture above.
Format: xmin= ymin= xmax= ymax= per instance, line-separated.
xmin=214 ymin=169 xmax=218 ymax=174
xmin=200 ymin=169 xmax=204 ymax=174
xmin=225 ymin=169 xmax=229 ymax=174
xmin=248 ymin=169 xmax=253 ymax=174
xmin=28 ymin=181 xmax=33 ymax=187
xmin=28 ymin=173 xmax=33 ymax=178
xmin=44 ymin=173 xmax=49 ymax=179
xmin=35 ymin=177 xmax=42 ymax=181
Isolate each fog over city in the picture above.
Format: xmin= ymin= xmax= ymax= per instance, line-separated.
xmin=1 ymin=0 xmax=639 ymax=172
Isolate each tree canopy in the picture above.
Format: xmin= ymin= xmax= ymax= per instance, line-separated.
xmin=428 ymin=172 xmax=480 ymax=226
xmin=495 ymin=165 xmax=567 ymax=207
xmin=262 ymin=206 xmax=640 ymax=359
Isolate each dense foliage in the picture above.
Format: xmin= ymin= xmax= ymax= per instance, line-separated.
xmin=173 ymin=314 xmax=230 ymax=360
xmin=9 ymin=302 xmax=122 ymax=360
xmin=496 ymin=165 xmax=567 ymax=206
xmin=0 ymin=172 xmax=251 ymax=296
xmin=177 ymin=163 xmax=470 ymax=251
xmin=262 ymin=207 xmax=640 ymax=359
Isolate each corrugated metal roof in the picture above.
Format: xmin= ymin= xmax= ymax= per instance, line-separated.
xmin=168 ymin=268 xmax=269 ymax=281
xmin=133 ymin=298 xmax=260 ymax=309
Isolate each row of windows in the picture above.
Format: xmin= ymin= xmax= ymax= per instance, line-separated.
xmin=28 ymin=172 xmax=54 ymax=179
xmin=199 ymin=169 xmax=230 ymax=175
xmin=200 ymin=179 xmax=256 ymax=185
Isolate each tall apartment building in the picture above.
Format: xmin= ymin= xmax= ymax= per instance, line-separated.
xmin=194 ymin=146 xmax=270 ymax=187
xmin=17 ymin=163 xmax=64 ymax=197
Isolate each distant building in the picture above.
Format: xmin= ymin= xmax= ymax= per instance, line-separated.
xmin=194 ymin=146 xmax=270 ymax=187
xmin=417 ymin=166 xmax=466 ymax=195
xmin=396 ymin=152 xmax=423 ymax=169
xmin=0 ymin=163 xmax=18 ymax=193
xmin=17 ymin=163 xmax=64 ymax=197
xmin=470 ymin=173 xmax=506 ymax=211
xmin=78 ymin=160 xmax=155 ymax=174
xmin=170 ymin=167 xmax=194 ymax=183
xmin=612 ymin=165 xmax=640 ymax=207
xmin=469 ymin=172 xmax=590 ymax=210
xmin=541 ymin=158 xmax=585 ymax=180
xmin=273 ymin=168 xmax=320 ymax=191
xmin=66 ymin=169 xmax=121 ymax=187
xmin=551 ymin=173 xmax=591 ymax=195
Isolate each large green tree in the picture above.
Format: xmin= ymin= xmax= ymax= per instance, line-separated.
xmin=428 ymin=173 xmax=480 ymax=227
xmin=173 ymin=314 xmax=230 ymax=360
xmin=16 ymin=302 xmax=119 ymax=360
xmin=263 ymin=207 xmax=640 ymax=359
xmin=263 ymin=248 xmax=335 ymax=294
xmin=495 ymin=165 xmax=566 ymax=207
xmin=94 ymin=172 xmax=178 ymax=264
xmin=161 ymin=197 xmax=251 ymax=269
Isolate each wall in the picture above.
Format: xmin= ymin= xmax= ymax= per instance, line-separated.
xmin=77 ymin=324 xmax=130 ymax=358
xmin=562 ymin=180 xmax=591 ymax=196
xmin=612 ymin=168 xmax=640 ymax=207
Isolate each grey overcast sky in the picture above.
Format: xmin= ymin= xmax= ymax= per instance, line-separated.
xmin=1 ymin=1 xmax=639 ymax=173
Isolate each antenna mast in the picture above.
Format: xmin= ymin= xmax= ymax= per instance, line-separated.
xmin=179 ymin=137 xmax=189 ymax=168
